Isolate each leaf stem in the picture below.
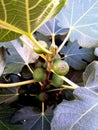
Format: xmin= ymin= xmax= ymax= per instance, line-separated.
xmin=26 ymin=64 xmax=33 ymax=74
xmin=42 ymin=102 xmax=44 ymax=116
xmin=28 ymin=34 xmax=52 ymax=54
xmin=0 ymin=79 xmax=36 ymax=88
xmin=62 ymin=85 xmax=77 ymax=89
xmin=51 ymin=69 xmax=79 ymax=89
xmin=61 ymin=76 xmax=79 ymax=89
xmin=51 ymin=34 xmax=55 ymax=46
xmin=57 ymin=28 xmax=72 ymax=53
xmin=47 ymin=85 xmax=75 ymax=92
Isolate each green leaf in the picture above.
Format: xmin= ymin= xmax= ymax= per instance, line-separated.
xmin=56 ymin=0 xmax=98 ymax=48
xmin=0 ymin=0 xmax=66 ymax=42
xmin=51 ymin=87 xmax=98 ymax=130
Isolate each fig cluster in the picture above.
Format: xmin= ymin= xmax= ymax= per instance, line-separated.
xmin=33 ymin=42 xmax=70 ymax=101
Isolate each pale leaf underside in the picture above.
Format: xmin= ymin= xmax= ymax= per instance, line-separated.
xmin=51 ymin=87 xmax=98 ymax=130
xmin=56 ymin=0 xmax=98 ymax=48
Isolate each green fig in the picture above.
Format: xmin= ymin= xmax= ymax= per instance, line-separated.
xmin=52 ymin=74 xmax=64 ymax=87
xmin=43 ymin=62 xmax=48 ymax=69
xmin=53 ymin=54 xmax=61 ymax=62
xmin=33 ymin=40 xmax=48 ymax=54
xmin=33 ymin=67 xmax=46 ymax=82
xmin=53 ymin=60 xmax=69 ymax=76
xmin=37 ymin=92 xmax=48 ymax=102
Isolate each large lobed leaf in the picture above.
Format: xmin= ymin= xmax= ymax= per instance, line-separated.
xmin=37 ymin=18 xmax=68 ymax=36
xmin=0 ymin=0 xmax=66 ymax=42
xmin=61 ymin=41 xmax=95 ymax=70
xmin=11 ymin=106 xmax=53 ymax=130
xmin=56 ymin=0 xmax=98 ymax=48
xmin=51 ymin=87 xmax=98 ymax=130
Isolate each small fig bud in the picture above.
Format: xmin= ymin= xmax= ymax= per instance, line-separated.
xmin=53 ymin=60 xmax=69 ymax=76
xmin=33 ymin=67 xmax=46 ymax=82
xmin=43 ymin=62 xmax=48 ymax=68
xmin=33 ymin=40 xmax=48 ymax=54
xmin=37 ymin=92 xmax=48 ymax=102
xmin=53 ymin=54 xmax=61 ymax=62
xmin=52 ymin=74 xmax=64 ymax=87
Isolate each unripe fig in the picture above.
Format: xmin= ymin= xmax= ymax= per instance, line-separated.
xmin=53 ymin=60 xmax=69 ymax=76
xmin=46 ymin=85 xmax=51 ymax=89
xmin=33 ymin=67 xmax=46 ymax=82
xmin=37 ymin=92 xmax=48 ymax=102
xmin=52 ymin=74 xmax=64 ymax=87
xmin=43 ymin=62 xmax=48 ymax=68
xmin=33 ymin=40 xmax=48 ymax=54
xmin=53 ymin=54 xmax=61 ymax=62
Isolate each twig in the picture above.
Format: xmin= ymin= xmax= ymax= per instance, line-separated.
xmin=0 ymin=79 xmax=36 ymax=88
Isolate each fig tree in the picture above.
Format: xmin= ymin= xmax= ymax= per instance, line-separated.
xmin=33 ymin=40 xmax=48 ymax=54
xmin=52 ymin=74 xmax=64 ymax=87
xmin=53 ymin=60 xmax=69 ymax=76
xmin=33 ymin=67 xmax=46 ymax=82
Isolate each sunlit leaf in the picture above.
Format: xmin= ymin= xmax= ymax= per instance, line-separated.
xmin=0 ymin=0 xmax=66 ymax=42
xmin=56 ymin=0 xmax=98 ymax=48
xmin=51 ymin=87 xmax=98 ymax=130
xmin=61 ymin=41 xmax=95 ymax=70
xmin=38 ymin=18 xmax=68 ymax=36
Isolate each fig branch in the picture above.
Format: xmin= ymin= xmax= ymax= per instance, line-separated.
xmin=0 ymin=79 xmax=36 ymax=88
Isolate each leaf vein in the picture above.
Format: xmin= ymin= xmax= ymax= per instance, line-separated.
xmin=1 ymin=0 xmax=7 ymax=21
xmin=70 ymin=102 xmax=98 ymax=130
